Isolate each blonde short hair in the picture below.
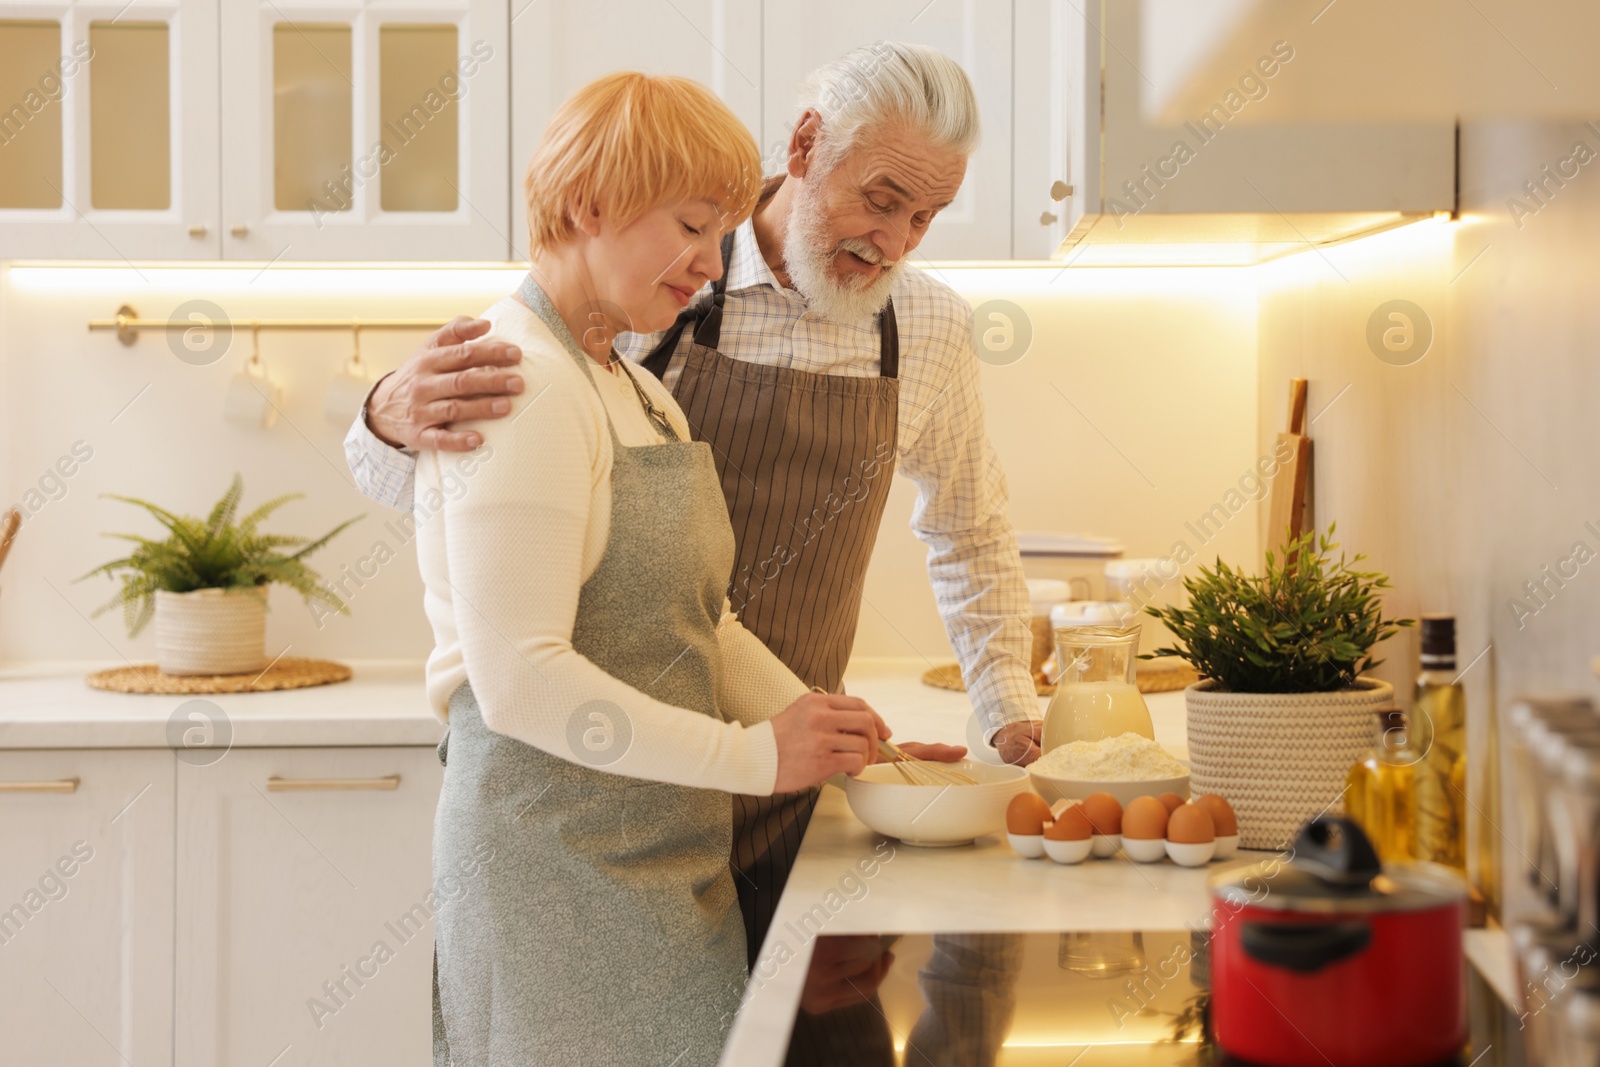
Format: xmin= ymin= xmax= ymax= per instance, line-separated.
xmin=524 ymin=72 xmax=762 ymax=255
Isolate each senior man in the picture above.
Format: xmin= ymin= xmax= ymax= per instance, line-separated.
xmin=346 ymin=40 xmax=1041 ymax=980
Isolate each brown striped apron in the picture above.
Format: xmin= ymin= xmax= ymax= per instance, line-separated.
xmin=640 ymin=228 xmax=900 ymax=979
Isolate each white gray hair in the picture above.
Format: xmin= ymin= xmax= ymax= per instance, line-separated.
xmin=794 ymin=41 xmax=981 ymax=172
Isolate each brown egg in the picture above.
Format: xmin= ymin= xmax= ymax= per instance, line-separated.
xmin=1157 ymin=792 xmax=1186 ymax=814
xmin=1167 ymin=803 xmax=1216 ymax=845
xmin=1195 ymin=794 xmax=1238 ymax=836
xmin=1122 ymin=796 xmax=1170 ymax=841
xmin=1044 ymin=804 xmax=1093 ymax=841
xmin=1007 ymin=793 xmax=1053 ymax=836
xmin=1080 ymin=793 xmax=1123 ymax=836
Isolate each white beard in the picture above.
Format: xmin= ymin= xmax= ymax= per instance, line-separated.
xmin=783 ymin=177 xmax=905 ymax=324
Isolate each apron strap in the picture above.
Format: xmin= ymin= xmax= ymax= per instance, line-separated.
xmin=638 ymin=229 xmax=903 ymax=382
xmin=878 ymin=298 xmax=899 ymax=380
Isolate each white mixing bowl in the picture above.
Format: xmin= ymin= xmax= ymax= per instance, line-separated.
xmin=836 ymin=760 xmax=1030 ymax=847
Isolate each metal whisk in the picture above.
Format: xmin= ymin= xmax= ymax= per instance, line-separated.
xmin=876 ymin=739 xmax=979 ymax=786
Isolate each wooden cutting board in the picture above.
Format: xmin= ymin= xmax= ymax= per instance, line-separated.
xmin=1267 ymin=378 xmax=1311 ymax=557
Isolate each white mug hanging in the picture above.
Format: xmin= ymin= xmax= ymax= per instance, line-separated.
xmin=223 ymin=326 xmax=282 ymax=430
xmin=325 ymin=324 xmax=373 ymax=426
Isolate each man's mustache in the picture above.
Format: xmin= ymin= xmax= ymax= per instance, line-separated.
xmin=834 ymin=237 xmax=897 ymax=269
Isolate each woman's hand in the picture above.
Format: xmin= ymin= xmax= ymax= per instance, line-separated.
xmin=770 ymin=693 xmax=890 ymax=792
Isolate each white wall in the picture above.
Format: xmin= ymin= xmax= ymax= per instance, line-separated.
xmin=1255 ymin=119 xmax=1600 ymax=919
xmin=0 ymin=266 xmax=506 ymax=665
xmin=0 ymin=263 xmax=1260 ymax=666
xmin=858 ymin=266 xmax=1260 ymax=664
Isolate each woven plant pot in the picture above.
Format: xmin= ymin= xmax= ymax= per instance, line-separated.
xmin=154 ymin=588 xmax=267 ymax=676
xmin=1186 ymin=677 xmax=1394 ymax=850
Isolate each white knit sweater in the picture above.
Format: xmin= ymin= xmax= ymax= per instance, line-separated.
xmin=415 ymin=296 xmax=806 ymax=796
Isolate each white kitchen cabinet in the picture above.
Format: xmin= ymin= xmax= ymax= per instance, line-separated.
xmin=175 ymin=746 xmax=444 ymax=1067
xmin=0 ymin=749 xmax=176 ymax=1067
xmin=760 ymin=0 xmax=1015 ymax=262
xmin=1 ymin=0 xmax=1460 ymax=266
xmin=218 ymin=0 xmax=510 ymax=261
xmin=508 ymin=0 xmax=761 ymax=262
xmin=1141 ymin=0 xmax=1600 ymax=125
xmin=1011 ymin=0 xmax=1089 ymax=260
xmin=0 ymin=0 xmax=221 ymax=258
xmin=1017 ymin=0 xmax=1455 ymax=266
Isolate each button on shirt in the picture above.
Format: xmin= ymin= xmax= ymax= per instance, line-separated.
xmin=344 ymin=219 xmax=1038 ymax=738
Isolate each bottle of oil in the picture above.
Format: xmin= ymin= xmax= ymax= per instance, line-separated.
xmin=1475 ymin=686 xmax=1503 ymax=922
xmin=1411 ymin=615 xmax=1467 ymax=871
xmin=1346 ymin=708 xmax=1419 ymax=861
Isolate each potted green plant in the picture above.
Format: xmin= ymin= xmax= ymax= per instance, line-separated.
xmin=1145 ymin=527 xmax=1413 ymax=849
xmin=78 ymin=475 xmax=360 ymax=676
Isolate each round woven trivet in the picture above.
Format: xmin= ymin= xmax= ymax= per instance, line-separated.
xmin=920 ymin=661 xmax=1199 ymax=697
xmin=85 ymin=657 xmax=352 ymax=694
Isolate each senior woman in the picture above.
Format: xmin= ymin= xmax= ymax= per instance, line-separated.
xmin=418 ymin=73 xmax=890 ymax=1066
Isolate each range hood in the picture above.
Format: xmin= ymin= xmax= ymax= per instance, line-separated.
xmin=1140 ymin=0 xmax=1600 ymax=127
xmin=1035 ymin=0 xmax=1455 ymax=267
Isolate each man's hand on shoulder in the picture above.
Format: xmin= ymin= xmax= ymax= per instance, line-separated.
xmin=367 ymin=316 xmax=525 ymax=451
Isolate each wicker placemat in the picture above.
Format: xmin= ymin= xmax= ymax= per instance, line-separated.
xmin=920 ymin=661 xmax=1199 ymax=697
xmin=85 ymin=657 xmax=352 ymax=694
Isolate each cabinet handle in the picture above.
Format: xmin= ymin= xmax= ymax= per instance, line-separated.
xmin=0 ymin=778 xmax=80 ymax=794
xmin=188 ymin=224 xmax=208 ymax=238
xmin=1039 ymin=211 xmax=1059 ymax=226
xmin=1050 ymin=181 xmax=1073 ymax=201
xmin=230 ymin=223 xmax=249 ymax=238
xmin=267 ymin=775 xmax=401 ymax=792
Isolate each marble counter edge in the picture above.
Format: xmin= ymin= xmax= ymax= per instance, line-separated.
xmin=0 ymin=659 xmax=444 ymax=749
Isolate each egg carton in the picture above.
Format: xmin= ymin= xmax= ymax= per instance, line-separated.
xmin=1005 ymin=792 xmax=1241 ymax=867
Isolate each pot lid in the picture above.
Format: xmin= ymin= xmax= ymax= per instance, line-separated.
xmin=1209 ymin=817 xmax=1467 ymax=914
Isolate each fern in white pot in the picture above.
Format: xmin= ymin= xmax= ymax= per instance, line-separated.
xmin=78 ymin=475 xmax=360 ymax=675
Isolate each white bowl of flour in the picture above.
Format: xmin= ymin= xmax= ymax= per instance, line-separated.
xmin=1028 ymin=732 xmax=1190 ymax=807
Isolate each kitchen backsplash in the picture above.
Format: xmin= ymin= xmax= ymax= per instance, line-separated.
xmin=0 ymin=264 xmax=1259 ymax=664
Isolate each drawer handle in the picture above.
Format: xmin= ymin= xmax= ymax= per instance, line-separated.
xmin=266 ymin=775 xmax=401 ymax=793
xmin=0 ymin=778 xmax=80 ymax=794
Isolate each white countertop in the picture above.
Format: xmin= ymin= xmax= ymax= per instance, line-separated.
xmin=721 ymin=659 xmax=1515 ymax=1066
xmin=1 ymin=653 xmax=1515 ymax=1053
xmin=0 ymin=654 xmax=1183 ymax=755
xmin=0 ymin=659 xmax=444 ymax=748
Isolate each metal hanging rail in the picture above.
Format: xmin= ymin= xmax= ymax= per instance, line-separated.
xmin=88 ymin=305 xmax=448 ymax=347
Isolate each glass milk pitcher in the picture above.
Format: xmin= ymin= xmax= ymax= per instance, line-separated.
xmin=1042 ymin=620 xmax=1154 ymax=753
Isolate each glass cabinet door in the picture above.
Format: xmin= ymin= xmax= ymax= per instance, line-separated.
xmin=0 ymin=19 xmax=67 ymax=210
xmin=220 ymin=0 xmax=508 ymax=261
xmin=0 ymin=0 xmax=220 ymax=259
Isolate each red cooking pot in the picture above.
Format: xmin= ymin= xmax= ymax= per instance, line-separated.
xmin=1208 ymin=816 xmax=1468 ymax=1067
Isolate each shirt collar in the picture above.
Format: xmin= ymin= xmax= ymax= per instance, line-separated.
xmin=724 ymin=217 xmax=784 ymax=295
